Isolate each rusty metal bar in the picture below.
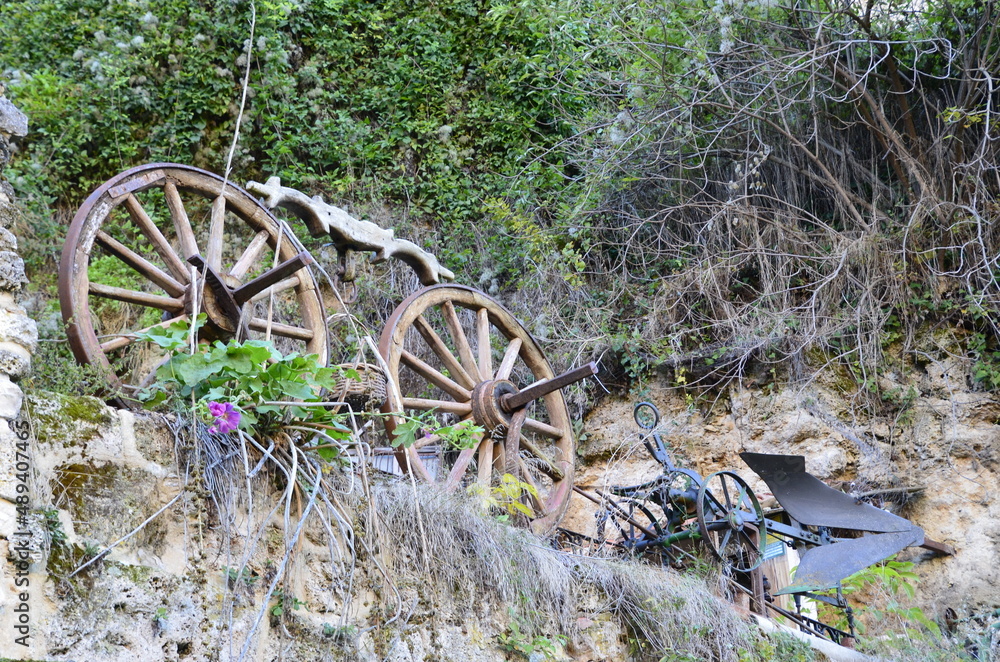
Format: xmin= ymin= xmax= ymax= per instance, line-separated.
xmin=919 ymin=536 xmax=956 ymax=556
xmin=187 ymin=254 xmax=241 ymax=322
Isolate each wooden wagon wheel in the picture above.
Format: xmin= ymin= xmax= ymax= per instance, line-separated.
xmin=378 ymin=284 xmax=575 ymax=534
xmin=59 ymin=163 xmax=329 ymax=405
xmin=696 ymin=470 xmax=766 ymax=572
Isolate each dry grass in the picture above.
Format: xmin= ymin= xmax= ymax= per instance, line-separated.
xmin=370 ymin=479 xmax=575 ymax=629
xmin=369 ymin=478 xmax=767 ymax=661
xmin=570 ymin=555 xmax=758 ymax=662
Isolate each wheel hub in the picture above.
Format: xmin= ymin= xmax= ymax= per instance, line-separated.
xmin=470 ymin=379 xmax=517 ymax=432
xmin=188 ymin=251 xmax=315 ymax=338
xmin=727 ymin=509 xmax=747 ymax=530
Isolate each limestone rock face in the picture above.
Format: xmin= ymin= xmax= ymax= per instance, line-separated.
xmin=0 ymin=96 xmax=29 ymax=137
xmin=0 ymin=250 xmax=27 ymax=291
xmin=2 ymin=391 xmax=859 ymax=662
xmin=0 ymin=373 xmax=23 ymax=418
xmin=0 ymin=91 xmax=33 ymax=421
xmin=0 ymin=310 xmax=37 ymax=352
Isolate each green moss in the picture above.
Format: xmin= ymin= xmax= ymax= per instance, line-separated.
xmin=59 ymin=395 xmax=112 ymax=425
xmin=52 ymin=461 xmax=165 ymax=548
xmin=107 ymin=561 xmax=154 ymax=585
xmin=25 ymin=391 xmax=113 ymax=447
xmin=45 ymin=541 xmax=98 ymax=595
xmin=53 ymin=462 xmax=118 ymax=517
xmin=805 ymin=346 xmax=856 ymax=394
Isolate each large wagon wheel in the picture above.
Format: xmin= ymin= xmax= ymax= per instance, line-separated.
xmin=378 ymin=284 xmax=575 ymax=534
xmin=696 ymin=470 xmax=766 ymax=572
xmin=59 ymin=163 xmax=329 ymax=404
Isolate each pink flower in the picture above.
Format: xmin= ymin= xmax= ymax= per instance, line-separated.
xmin=208 ymin=401 xmax=241 ymax=434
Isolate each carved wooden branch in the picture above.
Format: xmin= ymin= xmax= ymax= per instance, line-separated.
xmin=246 ymin=176 xmax=455 ymax=285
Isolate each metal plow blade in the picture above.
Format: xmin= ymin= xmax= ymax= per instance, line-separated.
xmin=775 ymin=527 xmax=925 ymax=594
xmin=740 ymin=452 xmax=913 ymax=532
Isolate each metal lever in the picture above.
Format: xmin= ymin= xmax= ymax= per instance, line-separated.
xmin=634 ymin=402 xmax=676 ymax=470
xmin=187 ymin=254 xmax=241 ymax=322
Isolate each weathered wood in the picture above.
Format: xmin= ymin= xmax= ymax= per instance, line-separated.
xmin=88 ymin=282 xmax=184 ymax=312
xmin=96 ymin=231 xmax=186 ymax=297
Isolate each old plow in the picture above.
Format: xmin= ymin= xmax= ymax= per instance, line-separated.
xmin=563 ymin=403 xmax=955 ymax=645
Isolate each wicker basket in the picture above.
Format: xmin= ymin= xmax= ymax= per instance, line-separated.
xmin=328 ymin=363 xmax=387 ymax=411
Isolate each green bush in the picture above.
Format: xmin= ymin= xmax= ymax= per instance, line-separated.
xmin=0 ymin=0 xmax=609 ymax=289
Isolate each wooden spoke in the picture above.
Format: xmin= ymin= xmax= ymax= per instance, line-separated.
xmin=248 ymin=318 xmax=315 ymax=340
xmin=441 ymin=300 xmax=481 ymax=382
xmin=99 ymin=335 xmax=135 ymax=354
xmin=164 ymin=181 xmax=199 ymax=259
xmin=493 ymin=438 xmax=506 ymax=474
xmin=516 ymin=456 xmax=547 ymax=514
xmin=88 ymin=282 xmax=184 ymax=312
xmin=99 ymin=314 xmax=190 ymax=353
xmin=445 ymin=447 xmax=480 ymax=490
xmin=523 ymin=417 xmax=564 ymax=440
xmin=413 ymin=315 xmax=476 ymax=389
xmin=400 ymin=397 xmax=472 ymax=415
xmin=477 ymin=437 xmax=494 ymax=484
xmin=476 ymin=307 xmax=493 ymax=379
xmin=401 ymin=349 xmax=471 ymax=402
xmin=138 ymin=354 xmax=173 ymax=389
xmin=123 ymin=194 xmax=190 ymax=283
xmin=61 ymin=164 xmax=330 ymax=408
xmin=413 ymin=434 xmax=441 ymax=450
xmin=496 ymin=338 xmax=522 ymax=380
xmin=206 ymin=194 xmax=226 ymax=271
xmin=96 ymin=231 xmax=186 ymax=297
xmin=401 ymin=447 xmax=435 ymax=483
xmin=518 ymin=434 xmax=564 ymax=481
xmin=248 ymin=275 xmax=301 ymax=303
xmin=230 ymin=230 xmax=270 ymax=280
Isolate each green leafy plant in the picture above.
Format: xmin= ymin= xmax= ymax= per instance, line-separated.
xmin=839 ymin=557 xmax=921 ymax=601
xmin=744 ymin=631 xmax=815 ymax=662
xmin=134 ymin=316 xmax=354 ymax=456
xmin=497 ymin=616 xmax=566 ymax=660
xmin=813 ymin=555 xmax=951 ymax=655
xmin=269 ymin=588 xmax=306 ymax=617
xmin=389 ymin=410 xmax=485 ymax=451
xmin=26 ymin=339 xmax=123 ymax=399
xmin=224 ymin=566 xmax=259 ymax=589
xmin=322 ymin=622 xmax=356 ymax=639
xmin=39 ymin=507 xmax=66 ymax=547
xmin=468 ymin=473 xmax=539 ymax=521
